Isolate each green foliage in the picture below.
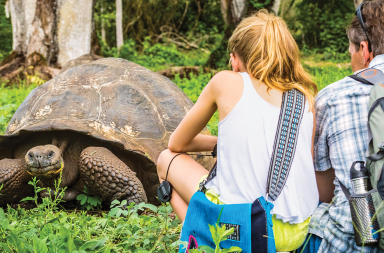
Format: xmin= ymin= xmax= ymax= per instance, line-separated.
xmin=21 ymin=171 xmax=67 ymax=224
xmin=303 ymin=64 xmax=352 ymax=91
xmin=248 ymin=0 xmax=272 ymax=10
xmin=0 ymin=83 xmax=38 ymax=134
xmin=295 ymin=0 xmax=355 ymax=62
xmin=1 ymin=177 xmax=182 ymax=252
xmin=102 ymin=39 xmax=208 ymax=71
xmin=94 ymin=0 xmax=224 ymax=51
xmin=101 ymin=38 xmax=210 ymax=71
xmin=174 ymin=73 xmax=219 ymax=136
xmin=0 ymin=0 xmax=12 ymax=62
xmin=108 ymin=199 xmax=157 ymax=218
xmin=76 ymin=187 xmax=102 ymax=211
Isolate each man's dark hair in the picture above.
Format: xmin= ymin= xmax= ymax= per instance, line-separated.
xmin=347 ymin=1 xmax=384 ymax=57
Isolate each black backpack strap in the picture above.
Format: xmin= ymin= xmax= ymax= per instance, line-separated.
xmin=350 ymin=68 xmax=384 ymax=86
xmin=349 ymin=74 xmax=374 ymax=85
xmin=198 ymin=147 xmax=218 ymax=192
xmin=266 ymin=89 xmax=306 ymax=201
xmin=338 ymin=177 xmax=351 ymax=201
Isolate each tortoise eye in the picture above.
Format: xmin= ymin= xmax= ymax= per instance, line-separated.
xmin=48 ymin=151 xmax=54 ymax=158
xmin=28 ymin=152 xmax=34 ymax=159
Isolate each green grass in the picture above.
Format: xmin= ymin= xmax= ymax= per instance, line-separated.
xmin=0 ymin=83 xmax=38 ymax=134
xmin=0 ymin=177 xmax=182 ymax=253
xmin=304 ymin=64 xmax=353 ymax=91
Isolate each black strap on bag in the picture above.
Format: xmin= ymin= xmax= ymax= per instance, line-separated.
xmin=199 ymin=89 xmax=306 ymax=201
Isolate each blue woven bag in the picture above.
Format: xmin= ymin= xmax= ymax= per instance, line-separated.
xmin=179 ymin=89 xmax=305 ymax=253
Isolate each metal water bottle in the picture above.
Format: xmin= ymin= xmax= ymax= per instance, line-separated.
xmin=349 ymin=161 xmax=379 ymax=246
xmin=350 ymin=161 xmax=372 ymax=194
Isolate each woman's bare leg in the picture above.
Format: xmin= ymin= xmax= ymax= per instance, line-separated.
xmin=157 ymin=149 xmax=208 ymax=222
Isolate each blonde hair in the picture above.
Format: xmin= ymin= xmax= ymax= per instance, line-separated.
xmin=228 ymin=10 xmax=317 ymax=109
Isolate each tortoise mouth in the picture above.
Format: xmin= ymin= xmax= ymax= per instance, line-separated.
xmin=26 ymin=162 xmax=64 ymax=178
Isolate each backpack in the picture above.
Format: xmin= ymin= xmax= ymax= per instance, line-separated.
xmin=349 ymin=67 xmax=384 ymax=250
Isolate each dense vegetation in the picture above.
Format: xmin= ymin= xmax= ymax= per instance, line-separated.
xmin=0 ymin=177 xmax=182 ymax=252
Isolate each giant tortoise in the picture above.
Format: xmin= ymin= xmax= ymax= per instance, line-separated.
xmin=0 ymin=58 xmax=212 ymax=206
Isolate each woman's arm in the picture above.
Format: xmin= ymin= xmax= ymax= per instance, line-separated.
xmin=168 ymin=74 xmax=222 ymax=153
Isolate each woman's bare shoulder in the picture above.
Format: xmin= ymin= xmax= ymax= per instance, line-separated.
xmin=209 ymin=70 xmax=243 ymax=91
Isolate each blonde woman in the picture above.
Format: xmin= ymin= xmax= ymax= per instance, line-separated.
xmin=157 ymin=10 xmax=319 ymax=251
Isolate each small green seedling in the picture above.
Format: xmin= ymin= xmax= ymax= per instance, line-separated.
xmin=76 ymin=186 xmax=102 ymax=211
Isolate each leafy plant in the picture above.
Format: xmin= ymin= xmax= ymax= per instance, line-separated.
xmin=76 ymin=186 xmax=103 ymax=211
xmin=21 ymin=171 xmax=67 ymax=225
xmin=0 ymin=178 xmax=182 ymax=252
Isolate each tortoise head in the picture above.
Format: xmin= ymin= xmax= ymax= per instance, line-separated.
xmin=25 ymin=145 xmax=64 ymax=178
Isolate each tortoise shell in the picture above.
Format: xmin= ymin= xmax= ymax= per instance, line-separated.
xmin=60 ymin=54 xmax=103 ymax=74
xmin=0 ymin=58 xmax=212 ymax=201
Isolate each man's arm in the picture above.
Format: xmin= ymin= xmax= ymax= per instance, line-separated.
xmin=316 ymin=168 xmax=335 ymax=203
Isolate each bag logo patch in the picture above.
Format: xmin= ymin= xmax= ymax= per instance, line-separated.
xmin=362 ymin=69 xmax=377 ymax=78
xmin=220 ymin=223 xmax=240 ymax=241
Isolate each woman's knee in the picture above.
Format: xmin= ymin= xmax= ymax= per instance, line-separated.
xmin=157 ymin=149 xmax=177 ymax=180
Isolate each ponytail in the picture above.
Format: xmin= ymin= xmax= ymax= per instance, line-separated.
xmin=228 ymin=10 xmax=318 ymax=109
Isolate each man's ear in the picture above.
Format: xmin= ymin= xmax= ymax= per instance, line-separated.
xmin=360 ymin=41 xmax=374 ymax=67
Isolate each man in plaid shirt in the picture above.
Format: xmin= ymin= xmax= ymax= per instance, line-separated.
xmin=306 ymin=1 xmax=384 ymax=252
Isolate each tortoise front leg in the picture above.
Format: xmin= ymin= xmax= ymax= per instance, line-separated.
xmin=0 ymin=159 xmax=33 ymax=207
xmin=77 ymin=147 xmax=147 ymax=204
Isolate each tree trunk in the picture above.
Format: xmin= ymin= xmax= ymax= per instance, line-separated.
xmin=2 ymin=0 xmax=94 ymax=82
xmin=9 ymin=0 xmax=37 ymax=55
xmin=231 ymin=0 xmax=247 ymax=24
xmin=220 ymin=0 xmax=231 ymax=25
xmin=26 ymin=0 xmax=57 ymax=65
xmin=221 ymin=0 xmax=247 ymax=25
xmin=272 ymin=0 xmax=281 ymax=15
xmin=116 ymin=0 xmax=123 ymax=48
xmin=354 ymin=0 xmax=364 ymax=9
xmin=56 ymin=0 xmax=93 ymax=66
xmin=101 ymin=5 xmax=106 ymax=42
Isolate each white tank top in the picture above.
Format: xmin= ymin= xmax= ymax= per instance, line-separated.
xmin=205 ymin=72 xmax=319 ymax=224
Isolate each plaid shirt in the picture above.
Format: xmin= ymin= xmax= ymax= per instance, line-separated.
xmin=309 ymin=54 xmax=384 ymax=253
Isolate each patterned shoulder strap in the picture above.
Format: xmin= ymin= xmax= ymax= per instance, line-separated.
xmin=266 ymin=89 xmax=305 ymax=201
